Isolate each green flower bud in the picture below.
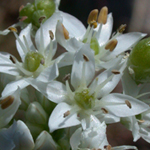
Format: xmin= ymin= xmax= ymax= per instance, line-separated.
xmin=24 ymin=51 xmax=44 ymax=72
xmin=74 ymin=89 xmax=95 ymax=110
xmin=127 ymin=37 xmax=150 ymax=84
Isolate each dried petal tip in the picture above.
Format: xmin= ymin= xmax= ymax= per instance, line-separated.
xmin=63 ymin=74 xmax=70 ymax=81
xmin=118 ymin=24 xmax=127 ymax=33
xmin=49 ymin=30 xmax=54 ymax=40
xmin=63 ymin=110 xmax=70 ymax=117
xmin=62 ymin=24 xmax=69 ymax=40
xmin=111 ymin=69 xmax=120 ymax=75
xmin=98 ymin=6 xmax=108 ymax=24
xmin=125 ymin=100 xmax=132 ymax=109
xmin=0 ymin=96 xmax=14 ymax=109
xmin=8 ymin=27 xmax=17 ymax=33
xmin=105 ymin=39 xmax=118 ymax=51
xmin=87 ymin=9 xmax=98 ymax=24
xmin=39 ymin=16 xmax=46 ymax=23
xmin=83 ymin=54 xmax=89 ymax=62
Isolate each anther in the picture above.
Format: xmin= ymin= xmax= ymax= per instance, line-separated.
xmin=118 ymin=24 xmax=127 ymax=33
xmin=125 ymin=100 xmax=132 ymax=109
xmin=19 ymin=16 xmax=28 ymax=22
xmin=63 ymin=110 xmax=70 ymax=117
xmin=98 ymin=6 xmax=108 ymax=24
xmin=111 ymin=69 xmax=120 ymax=75
xmin=0 ymin=96 xmax=14 ymax=109
xmin=105 ymin=39 xmax=118 ymax=51
xmin=62 ymin=24 xmax=69 ymax=40
xmin=19 ymin=5 xmax=24 ymax=12
xmin=39 ymin=16 xmax=46 ymax=23
xmin=90 ymin=21 xmax=98 ymax=28
xmin=83 ymin=54 xmax=89 ymax=62
xmin=40 ymin=59 xmax=45 ymax=65
xmin=101 ymin=108 xmax=108 ymax=114
xmin=8 ymin=27 xmax=17 ymax=33
xmin=10 ymin=56 xmax=16 ymax=64
xmin=49 ymin=30 xmax=54 ymax=40
xmin=137 ymin=120 xmax=145 ymax=123
xmin=87 ymin=9 xmax=98 ymax=25
xmin=63 ymin=74 xmax=70 ymax=81
xmin=105 ymin=145 xmax=112 ymax=150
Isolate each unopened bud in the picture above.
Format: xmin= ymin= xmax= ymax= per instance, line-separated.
xmin=105 ymin=39 xmax=118 ymax=51
xmin=98 ymin=6 xmax=108 ymax=24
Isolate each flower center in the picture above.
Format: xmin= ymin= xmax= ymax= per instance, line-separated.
xmin=24 ymin=51 xmax=44 ymax=72
xmin=74 ymin=89 xmax=95 ymax=110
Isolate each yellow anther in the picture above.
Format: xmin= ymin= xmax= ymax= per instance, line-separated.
xmin=8 ymin=27 xmax=17 ymax=33
xmin=87 ymin=9 xmax=98 ymax=25
xmin=49 ymin=30 xmax=54 ymax=40
xmin=90 ymin=21 xmax=98 ymax=28
xmin=0 ymin=96 xmax=14 ymax=109
xmin=118 ymin=24 xmax=127 ymax=33
xmin=111 ymin=69 xmax=120 ymax=75
xmin=62 ymin=24 xmax=69 ymax=40
xmin=98 ymin=6 xmax=108 ymax=24
xmin=105 ymin=39 xmax=118 ymax=51
xmin=125 ymin=100 xmax=132 ymax=109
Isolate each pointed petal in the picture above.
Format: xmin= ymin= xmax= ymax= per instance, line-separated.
xmin=49 ymin=102 xmax=80 ymax=132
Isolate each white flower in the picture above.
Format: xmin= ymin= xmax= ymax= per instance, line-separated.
xmin=0 ymin=23 xmax=59 ymax=97
xmin=0 ymin=120 xmax=34 ymax=150
xmin=44 ymin=46 xmax=149 ymax=132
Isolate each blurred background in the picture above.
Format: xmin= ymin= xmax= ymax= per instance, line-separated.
xmin=0 ymin=0 xmax=150 ymax=149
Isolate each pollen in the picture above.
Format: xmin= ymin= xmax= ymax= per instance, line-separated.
xmin=63 ymin=110 xmax=70 ymax=117
xmin=111 ymin=69 xmax=120 ymax=75
xmin=8 ymin=27 xmax=17 ymax=33
xmin=62 ymin=24 xmax=69 ymax=40
xmin=105 ymin=39 xmax=118 ymax=51
xmin=87 ymin=9 xmax=98 ymax=25
xmin=98 ymin=6 xmax=108 ymax=24
xmin=0 ymin=96 xmax=14 ymax=109
xmin=125 ymin=100 xmax=132 ymax=109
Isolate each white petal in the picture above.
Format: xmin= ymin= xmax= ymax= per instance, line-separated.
xmin=113 ymin=145 xmax=138 ymax=150
xmin=96 ymin=13 xmax=113 ymax=46
xmin=0 ymin=88 xmax=21 ymax=128
xmin=100 ymin=93 xmax=149 ymax=117
xmin=49 ymin=102 xmax=80 ymax=132
xmin=71 ymin=45 xmax=95 ymax=89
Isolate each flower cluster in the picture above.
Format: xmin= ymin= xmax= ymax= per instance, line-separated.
xmin=0 ymin=0 xmax=150 ymax=149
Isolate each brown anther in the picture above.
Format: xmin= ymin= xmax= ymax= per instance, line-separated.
xmin=111 ymin=69 xmax=120 ymax=75
xmin=83 ymin=54 xmax=89 ymax=62
xmin=138 ymin=120 xmax=145 ymax=123
xmin=0 ymin=96 xmax=14 ymax=109
xmin=49 ymin=30 xmax=54 ymax=40
xmin=101 ymin=108 xmax=108 ymax=114
xmin=9 ymin=56 xmax=16 ymax=64
xmin=87 ymin=9 xmax=98 ymax=24
xmin=125 ymin=100 xmax=132 ymax=109
xmin=63 ymin=110 xmax=70 ymax=117
xmin=19 ymin=16 xmax=28 ymax=22
xmin=98 ymin=6 xmax=108 ymax=24
xmin=63 ymin=74 xmax=70 ymax=81
xmin=62 ymin=24 xmax=69 ymax=40
xmin=105 ymin=39 xmax=118 ymax=51
xmin=106 ymin=145 xmax=112 ymax=150
xmin=8 ymin=27 xmax=17 ymax=33
xmin=90 ymin=21 xmax=98 ymax=28
xmin=19 ymin=5 xmax=24 ymax=12
xmin=118 ymin=24 xmax=127 ymax=33
xmin=40 ymin=59 xmax=45 ymax=65
xmin=39 ymin=16 xmax=46 ymax=23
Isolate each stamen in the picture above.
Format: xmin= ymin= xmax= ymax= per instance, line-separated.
xmin=105 ymin=39 xmax=118 ymax=51
xmin=19 ymin=16 xmax=28 ymax=22
xmin=49 ymin=30 xmax=54 ymax=40
xmin=111 ymin=69 xmax=120 ymax=75
xmin=137 ymin=119 xmax=145 ymax=123
xmin=90 ymin=21 xmax=98 ymax=28
xmin=83 ymin=54 xmax=89 ymax=62
xmin=40 ymin=59 xmax=45 ymax=65
xmin=118 ymin=24 xmax=127 ymax=33
xmin=39 ymin=16 xmax=46 ymax=23
xmin=19 ymin=5 xmax=24 ymax=12
xmin=63 ymin=110 xmax=70 ymax=117
xmin=87 ymin=9 xmax=98 ymax=25
xmin=98 ymin=6 xmax=108 ymax=24
xmin=63 ymin=74 xmax=70 ymax=81
xmin=101 ymin=108 xmax=108 ymax=114
xmin=125 ymin=100 xmax=132 ymax=109
xmin=9 ymin=56 xmax=16 ymax=64
xmin=8 ymin=27 xmax=17 ymax=33
xmin=62 ymin=24 xmax=69 ymax=40
xmin=0 ymin=96 xmax=14 ymax=109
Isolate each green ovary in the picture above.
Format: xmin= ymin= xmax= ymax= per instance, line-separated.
xmin=74 ymin=89 xmax=95 ymax=110
xmin=24 ymin=52 xmax=44 ymax=72
xmin=83 ymin=38 xmax=99 ymax=55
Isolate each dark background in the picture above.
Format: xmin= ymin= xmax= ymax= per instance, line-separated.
xmin=0 ymin=0 xmax=150 ymax=149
